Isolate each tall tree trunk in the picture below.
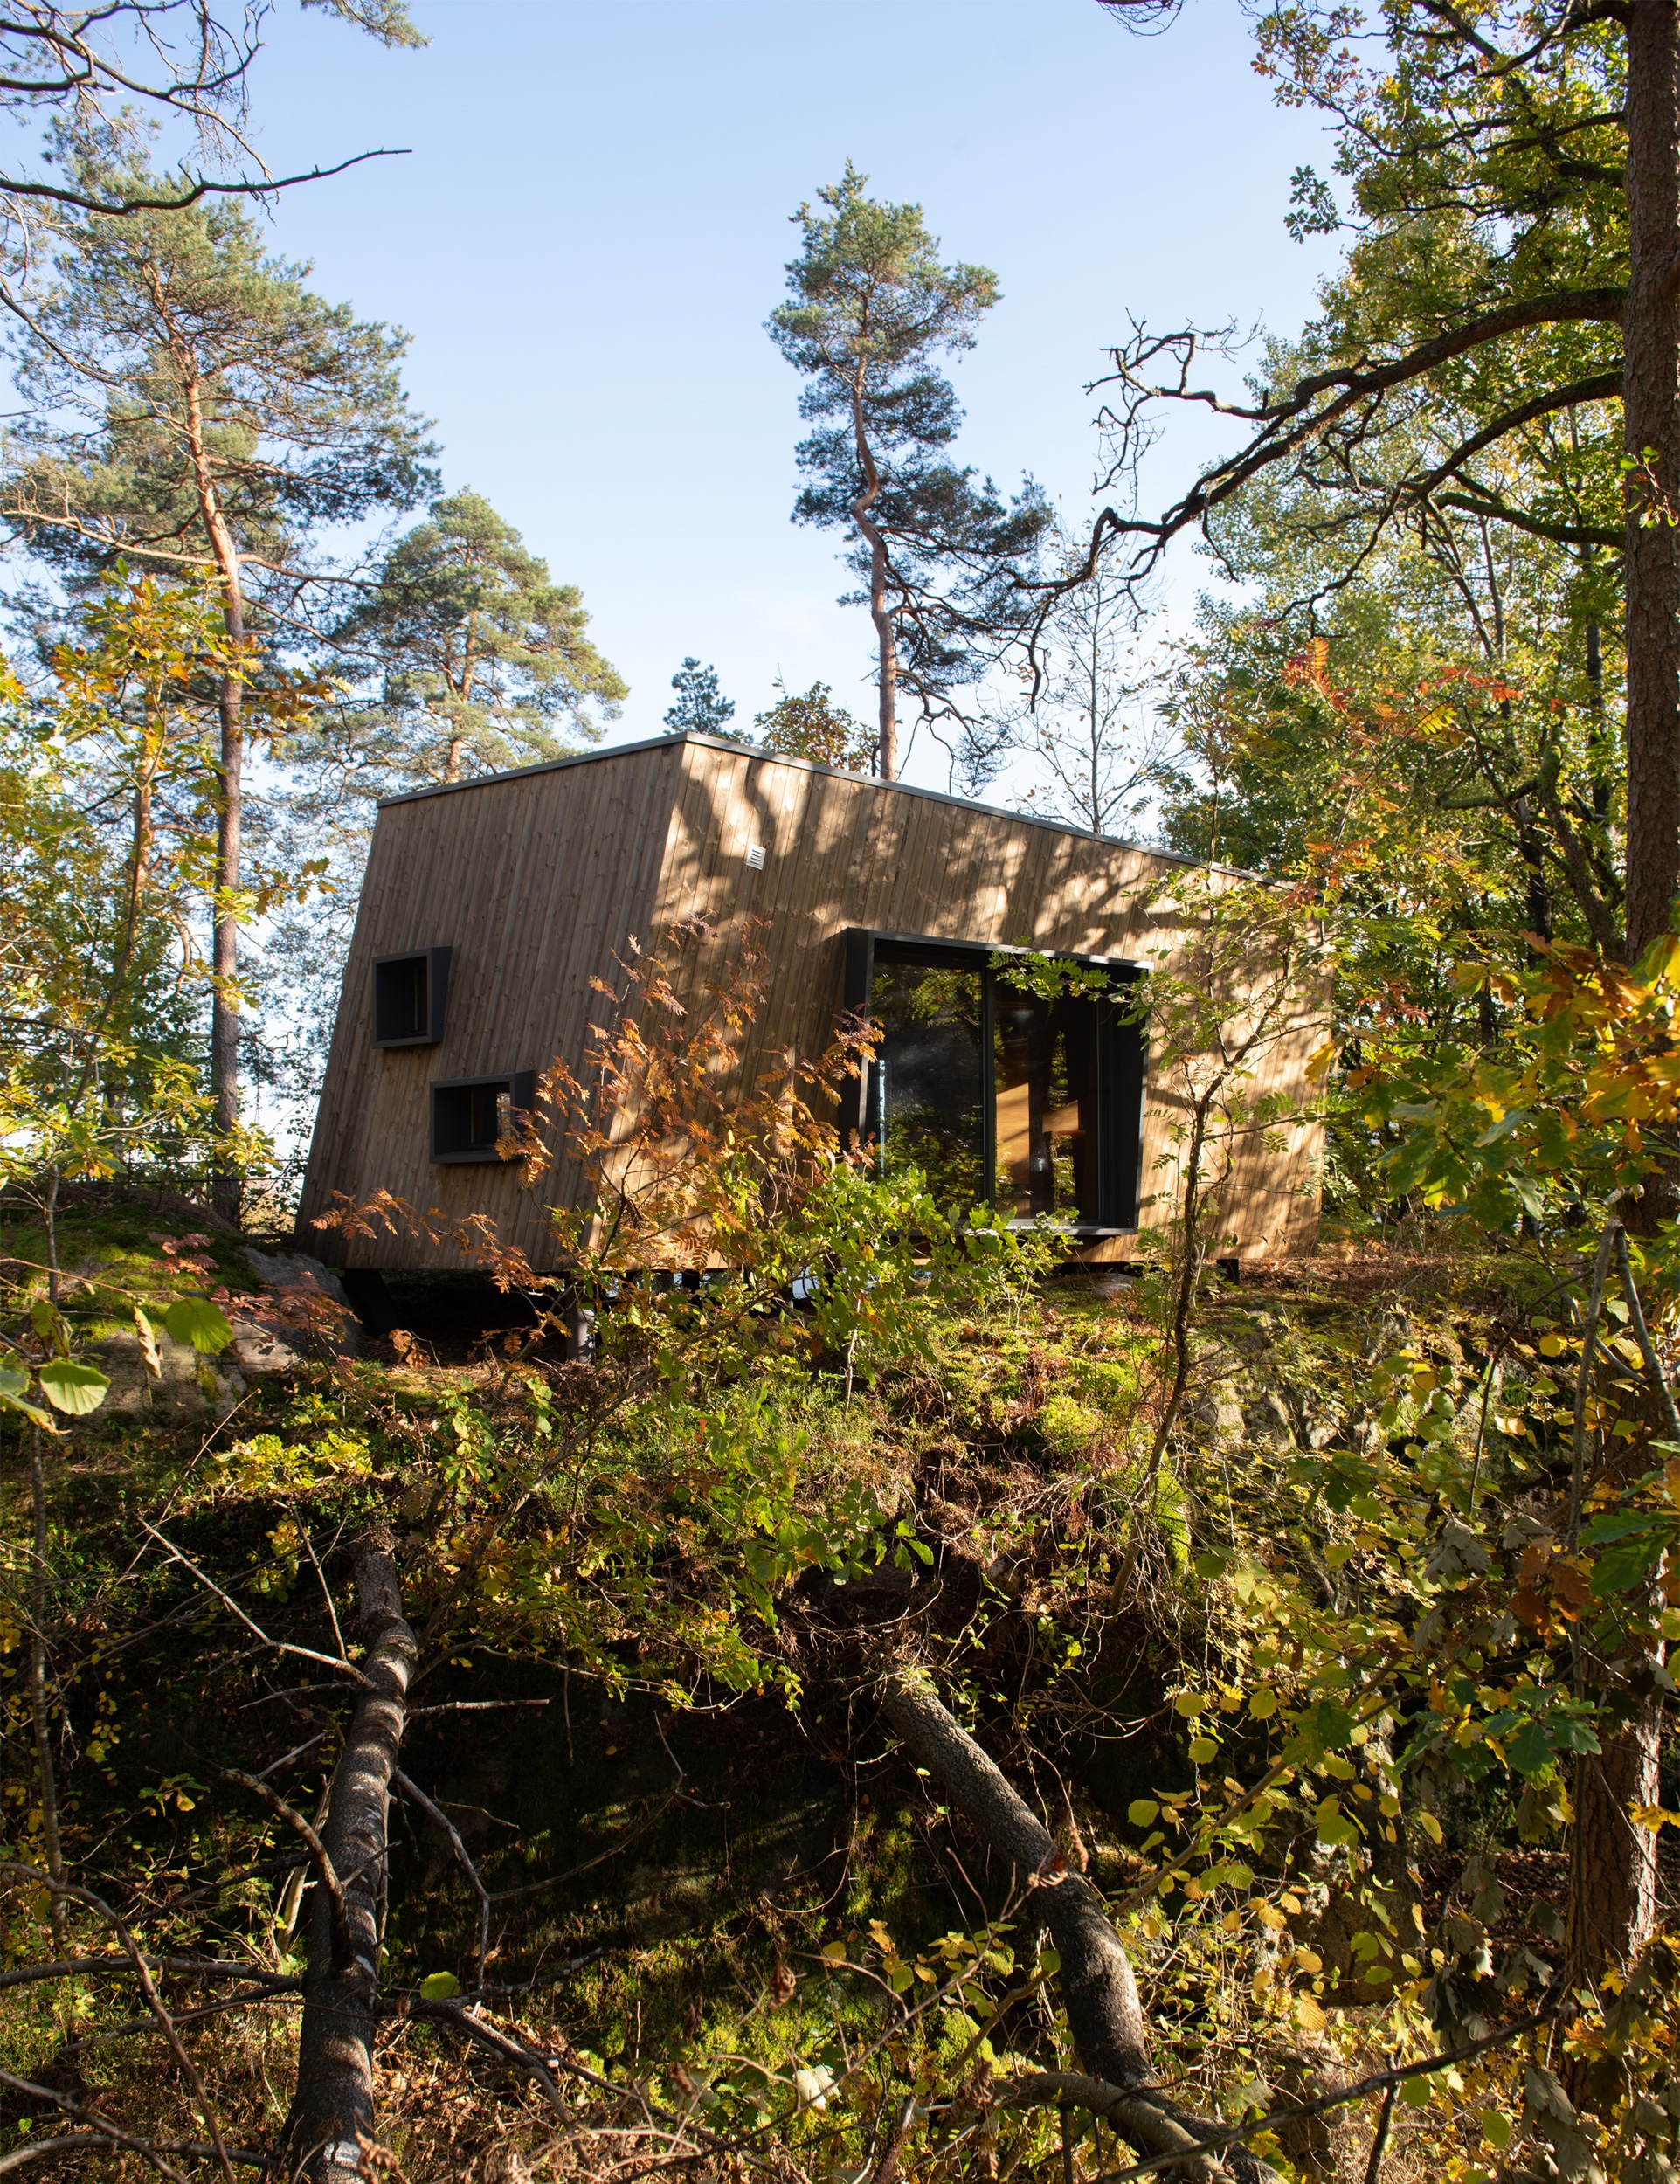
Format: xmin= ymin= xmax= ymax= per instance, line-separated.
xmin=849 ymin=380 xmax=897 ymax=779
xmin=1513 ymin=798 xmax=1553 ymax=944
xmin=870 ymin=530 xmax=899 ymax=781
xmin=1621 ymin=0 xmax=1680 ymax=964
xmin=1568 ymin=1698 xmax=1662 ymax=1985
xmin=1567 ymin=1232 xmax=1668 ymax=2000
xmin=280 ymin=1529 xmax=416 ymax=2183
xmin=209 ymin=584 xmax=245 ymax=1227
xmin=180 ymin=364 xmax=247 ymax=1227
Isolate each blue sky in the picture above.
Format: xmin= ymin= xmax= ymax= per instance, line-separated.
xmin=245 ymin=0 xmax=1343 ymax=792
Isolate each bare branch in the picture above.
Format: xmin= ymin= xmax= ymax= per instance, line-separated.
xmin=394 ymin=1769 xmax=492 ymax=1986
xmin=222 ymin=1767 xmax=355 ymax=1973
xmin=1059 ymin=287 xmax=1627 ymax=604
xmin=0 ymin=145 xmax=407 ymax=217
xmin=139 ymin=1519 xmax=370 ymax=1685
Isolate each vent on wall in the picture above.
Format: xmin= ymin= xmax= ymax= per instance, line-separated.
xmin=372 ymin=947 xmax=452 ymax=1048
xmin=744 ymin=843 xmax=766 ymax=870
xmin=431 ymin=1071 xmax=536 ymax=1165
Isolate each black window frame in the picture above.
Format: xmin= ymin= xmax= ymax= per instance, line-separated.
xmin=430 ymin=1070 xmax=536 ymax=1165
xmin=841 ymin=928 xmax=1145 ymax=1234
xmin=372 ymin=946 xmax=453 ymax=1048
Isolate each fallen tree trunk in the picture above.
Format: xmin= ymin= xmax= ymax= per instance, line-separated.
xmin=279 ymin=1527 xmax=417 ymax=2184
xmin=879 ymin=1667 xmax=1281 ymax=2184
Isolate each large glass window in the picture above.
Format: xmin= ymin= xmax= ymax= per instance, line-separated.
xmin=868 ymin=961 xmax=986 ymax=1209
xmin=993 ymin=985 xmax=1101 ymax=1223
xmin=861 ymin=941 xmax=1144 ymax=1230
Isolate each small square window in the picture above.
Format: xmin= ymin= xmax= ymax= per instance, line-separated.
xmin=373 ymin=947 xmax=452 ymax=1047
xmin=431 ymin=1071 xmax=536 ymax=1165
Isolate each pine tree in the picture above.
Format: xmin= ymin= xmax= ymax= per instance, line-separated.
xmin=664 ymin=658 xmax=736 ymax=736
xmin=769 ymin=163 xmax=1050 ymax=780
xmin=323 ymin=489 xmax=625 ymax=790
xmin=3 ymin=141 xmax=436 ymax=1217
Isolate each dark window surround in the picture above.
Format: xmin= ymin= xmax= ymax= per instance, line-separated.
xmin=841 ymin=927 xmax=1146 ymax=1234
xmin=373 ymin=946 xmax=453 ymax=1048
xmin=431 ymin=1070 xmax=536 ymax=1165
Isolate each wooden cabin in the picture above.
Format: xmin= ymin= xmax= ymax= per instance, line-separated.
xmin=299 ymin=730 xmax=1324 ymax=1271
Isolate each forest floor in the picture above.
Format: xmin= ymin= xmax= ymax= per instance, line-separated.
xmin=0 ymin=1196 xmax=1657 ymax=2179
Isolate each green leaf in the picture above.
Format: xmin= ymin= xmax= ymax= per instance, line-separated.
xmin=1128 ymin=1799 xmax=1159 ymax=1827
xmin=0 ymin=1366 xmax=55 ymax=1429
xmin=418 ymin=1971 xmax=460 ymax=2000
xmin=1296 ymin=1697 xmax=1356 ymax=1759
xmin=1507 ymin=1718 xmax=1555 ymax=1777
xmin=37 ymin=1358 xmax=110 ymax=1416
xmin=1590 ymin=1531 xmax=1668 ymax=1596
xmin=163 ymin=1297 xmax=234 ymax=1355
xmin=1580 ymin=1511 xmax=1666 ymax=1545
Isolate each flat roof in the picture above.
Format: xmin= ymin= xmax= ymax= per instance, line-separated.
xmin=374 ymin=728 xmax=1226 ymax=874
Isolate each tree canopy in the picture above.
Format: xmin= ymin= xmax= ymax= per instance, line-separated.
xmin=664 ymin=655 xmax=736 ymax=736
xmin=2 ymin=137 xmax=435 ymax=1211
xmin=322 ymin=488 xmax=626 ymax=792
xmin=770 ymin=162 xmax=1052 ymax=780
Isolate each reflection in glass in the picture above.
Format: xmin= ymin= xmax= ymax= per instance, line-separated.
xmin=992 ymin=987 xmax=1102 ymax=1220
xmin=868 ymin=962 xmax=985 ymax=1211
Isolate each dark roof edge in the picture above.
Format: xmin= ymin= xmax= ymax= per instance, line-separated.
xmin=374 ymin=728 xmax=1234 ymax=875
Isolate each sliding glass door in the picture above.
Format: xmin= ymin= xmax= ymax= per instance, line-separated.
xmin=861 ymin=939 xmax=1144 ymax=1232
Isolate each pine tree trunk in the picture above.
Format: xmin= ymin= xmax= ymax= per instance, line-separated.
xmin=183 ymin=367 xmax=247 ymax=1229
xmin=1621 ymin=0 xmax=1680 ymax=964
xmin=872 ymin=540 xmax=898 ymax=782
xmin=210 ymin=585 xmax=245 ymax=1228
xmin=849 ymin=381 xmax=897 ymax=780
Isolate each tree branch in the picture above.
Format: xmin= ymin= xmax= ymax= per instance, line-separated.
xmin=0 ymin=147 xmax=408 ymax=217
xmin=222 ymin=1768 xmax=354 ymax=1973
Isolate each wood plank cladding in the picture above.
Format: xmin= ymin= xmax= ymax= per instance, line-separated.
xmin=298 ymin=732 xmax=1324 ymax=1272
